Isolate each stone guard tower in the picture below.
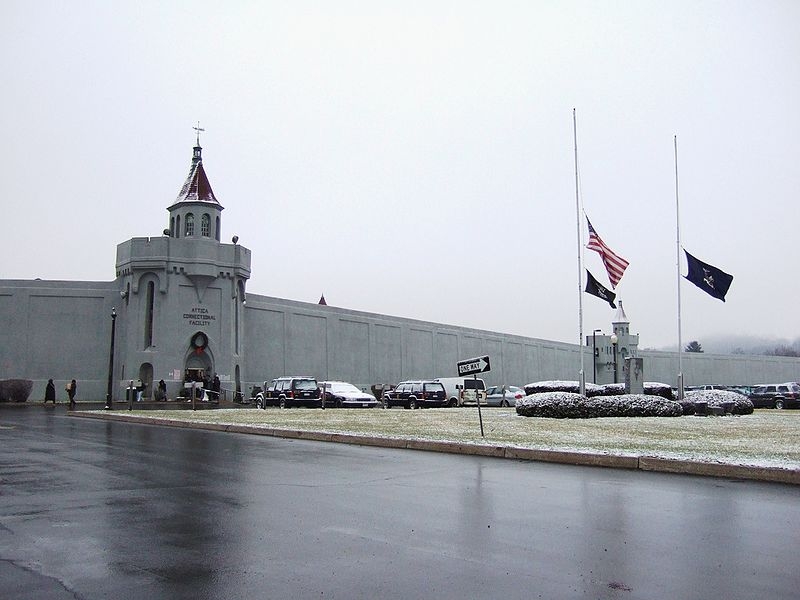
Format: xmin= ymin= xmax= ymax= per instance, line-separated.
xmin=113 ymin=138 xmax=251 ymax=400
xmin=588 ymin=301 xmax=639 ymax=385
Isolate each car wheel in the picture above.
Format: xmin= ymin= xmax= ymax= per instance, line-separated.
xmin=279 ymin=396 xmax=287 ymax=409
xmin=501 ymin=399 xmax=509 ymax=407
xmin=255 ymin=394 xmax=264 ymax=409
xmin=775 ymin=399 xmax=785 ymax=410
xmin=408 ymin=397 xmax=418 ymax=410
xmin=448 ymin=398 xmax=457 ymax=408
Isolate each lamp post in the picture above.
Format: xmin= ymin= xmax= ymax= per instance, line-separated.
xmin=592 ymin=329 xmax=602 ymax=384
xmin=105 ymin=307 xmax=117 ymax=409
xmin=610 ymin=333 xmax=619 ymax=384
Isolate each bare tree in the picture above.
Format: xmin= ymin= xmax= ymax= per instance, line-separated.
xmin=765 ymin=345 xmax=800 ymax=357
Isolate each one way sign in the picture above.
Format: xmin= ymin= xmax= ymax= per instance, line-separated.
xmin=457 ymin=355 xmax=491 ymax=377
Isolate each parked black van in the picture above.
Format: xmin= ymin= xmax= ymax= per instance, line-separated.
xmin=384 ymin=380 xmax=447 ymax=409
xmin=748 ymin=383 xmax=800 ymax=409
xmin=257 ymin=376 xmax=321 ymax=409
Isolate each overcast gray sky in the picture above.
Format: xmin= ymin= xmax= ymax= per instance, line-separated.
xmin=2 ymin=1 xmax=798 ymax=350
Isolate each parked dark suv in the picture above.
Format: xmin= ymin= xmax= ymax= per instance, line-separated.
xmin=384 ymin=380 xmax=447 ymax=409
xmin=257 ymin=376 xmax=321 ymax=409
xmin=748 ymin=383 xmax=800 ymax=409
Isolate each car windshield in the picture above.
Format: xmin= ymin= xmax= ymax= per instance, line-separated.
xmin=294 ymin=379 xmax=317 ymax=391
xmin=331 ymin=383 xmax=360 ymax=393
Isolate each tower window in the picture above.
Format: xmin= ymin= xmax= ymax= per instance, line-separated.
xmin=215 ymin=216 xmax=220 ymax=241
xmin=185 ymin=213 xmax=194 ymax=236
xmin=201 ymin=214 xmax=210 ymax=237
xmin=176 ymin=215 xmax=181 ymax=238
xmin=145 ymin=281 xmax=155 ymax=348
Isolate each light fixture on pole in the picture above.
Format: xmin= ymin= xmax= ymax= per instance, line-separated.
xmin=105 ymin=307 xmax=117 ymax=409
xmin=592 ymin=329 xmax=602 ymax=384
xmin=610 ymin=333 xmax=619 ymax=384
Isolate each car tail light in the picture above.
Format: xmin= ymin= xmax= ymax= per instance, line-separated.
xmin=514 ymin=393 xmax=523 ymax=399
xmin=287 ymin=391 xmax=294 ymax=399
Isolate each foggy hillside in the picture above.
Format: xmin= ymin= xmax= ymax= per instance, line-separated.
xmin=649 ymin=335 xmax=800 ymax=355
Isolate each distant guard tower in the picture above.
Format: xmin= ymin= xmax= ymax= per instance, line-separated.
xmin=588 ymin=301 xmax=639 ymax=385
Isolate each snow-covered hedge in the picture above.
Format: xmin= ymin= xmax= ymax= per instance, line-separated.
xmin=516 ymin=391 xmax=682 ymax=419
xmin=523 ymin=380 xmax=674 ymax=400
xmin=681 ymin=390 xmax=754 ymax=416
xmin=524 ymin=381 xmax=588 ymax=395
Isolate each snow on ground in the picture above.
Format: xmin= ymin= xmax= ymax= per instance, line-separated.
xmin=103 ymin=405 xmax=800 ymax=470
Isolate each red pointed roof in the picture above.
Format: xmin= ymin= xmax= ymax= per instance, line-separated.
xmin=171 ymin=145 xmax=222 ymax=208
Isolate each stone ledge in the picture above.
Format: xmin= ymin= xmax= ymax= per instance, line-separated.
xmin=637 ymin=456 xmax=800 ymax=485
xmin=329 ymin=433 xmax=408 ymax=448
xmin=406 ymin=439 xmax=506 ymax=457
xmin=505 ymin=447 xmax=639 ymax=469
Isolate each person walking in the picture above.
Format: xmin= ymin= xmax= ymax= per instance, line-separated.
xmin=44 ymin=379 xmax=56 ymax=405
xmin=66 ymin=379 xmax=77 ymax=410
xmin=212 ymin=375 xmax=220 ymax=401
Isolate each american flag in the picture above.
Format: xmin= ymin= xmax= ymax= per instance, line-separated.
xmin=586 ymin=217 xmax=629 ymax=288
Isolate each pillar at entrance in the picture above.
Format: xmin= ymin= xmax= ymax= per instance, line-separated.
xmin=625 ymin=357 xmax=644 ymax=394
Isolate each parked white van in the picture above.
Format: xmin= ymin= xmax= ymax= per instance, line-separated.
xmin=433 ymin=377 xmax=487 ymax=407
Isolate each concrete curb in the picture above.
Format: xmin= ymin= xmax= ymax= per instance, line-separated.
xmin=71 ymin=411 xmax=799 ymax=485
xmin=637 ymin=456 xmax=800 ymax=485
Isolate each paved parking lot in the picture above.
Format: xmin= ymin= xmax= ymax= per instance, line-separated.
xmin=2 ymin=407 xmax=799 ymax=599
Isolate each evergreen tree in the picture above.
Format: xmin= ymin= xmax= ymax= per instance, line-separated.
xmin=685 ymin=340 xmax=703 ymax=353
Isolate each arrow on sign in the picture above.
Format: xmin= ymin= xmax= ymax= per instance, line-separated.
xmin=457 ymin=355 xmax=491 ymax=376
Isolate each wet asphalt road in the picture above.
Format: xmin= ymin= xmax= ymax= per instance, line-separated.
xmin=1 ymin=407 xmax=798 ymax=600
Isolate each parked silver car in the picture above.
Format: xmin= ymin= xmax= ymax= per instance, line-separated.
xmin=485 ymin=385 xmax=525 ymax=407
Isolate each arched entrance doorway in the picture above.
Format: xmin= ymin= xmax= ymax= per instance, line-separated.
xmin=184 ymin=331 xmax=214 ymax=386
xmin=138 ymin=362 xmax=154 ymax=400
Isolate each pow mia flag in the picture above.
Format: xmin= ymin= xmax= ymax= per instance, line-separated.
xmin=684 ymin=250 xmax=733 ymax=302
xmin=585 ymin=269 xmax=617 ymax=309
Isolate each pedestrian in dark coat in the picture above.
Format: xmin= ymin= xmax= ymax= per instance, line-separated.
xmin=44 ymin=379 xmax=56 ymax=404
xmin=66 ymin=379 xmax=77 ymax=410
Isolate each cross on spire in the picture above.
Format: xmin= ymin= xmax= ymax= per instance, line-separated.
xmin=193 ymin=121 xmax=205 ymax=146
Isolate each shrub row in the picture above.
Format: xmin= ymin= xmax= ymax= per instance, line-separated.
xmin=523 ymin=380 xmax=674 ymax=400
xmin=516 ymin=391 xmax=683 ymax=419
xmin=680 ymin=390 xmax=754 ymax=416
xmin=0 ymin=379 xmax=33 ymax=403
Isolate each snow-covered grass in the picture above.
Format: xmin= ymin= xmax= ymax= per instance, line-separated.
xmin=103 ymin=406 xmax=800 ymax=469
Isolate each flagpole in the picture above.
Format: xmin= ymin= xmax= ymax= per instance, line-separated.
xmin=674 ymin=135 xmax=684 ymax=401
xmin=574 ymin=109 xmax=585 ymax=396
